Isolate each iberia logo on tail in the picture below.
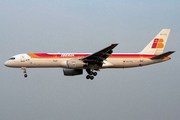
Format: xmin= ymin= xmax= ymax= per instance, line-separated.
xmin=151 ymin=38 xmax=164 ymax=48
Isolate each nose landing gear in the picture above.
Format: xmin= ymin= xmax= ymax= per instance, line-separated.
xmin=86 ymin=69 xmax=97 ymax=80
xmin=21 ymin=67 xmax=28 ymax=78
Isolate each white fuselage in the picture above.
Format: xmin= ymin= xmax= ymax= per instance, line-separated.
xmin=4 ymin=53 xmax=169 ymax=69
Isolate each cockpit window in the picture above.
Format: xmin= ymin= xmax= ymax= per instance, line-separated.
xmin=9 ymin=57 xmax=15 ymax=60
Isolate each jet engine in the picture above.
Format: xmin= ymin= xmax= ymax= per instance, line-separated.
xmin=63 ymin=69 xmax=83 ymax=76
xmin=66 ymin=59 xmax=87 ymax=69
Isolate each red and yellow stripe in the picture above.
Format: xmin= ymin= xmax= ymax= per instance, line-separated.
xmin=27 ymin=53 xmax=170 ymax=59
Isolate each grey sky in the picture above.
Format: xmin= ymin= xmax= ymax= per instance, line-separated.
xmin=0 ymin=0 xmax=180 ymax=120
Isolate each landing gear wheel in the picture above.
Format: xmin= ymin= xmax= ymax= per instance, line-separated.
xmin=93 ymin=72 xmax=97 ymax=76
xmin=89 ymin=71 xmax=93 ymax=75
xmin=90 ymin=76 xmax=94 ymax=80
xmin=86 ymin=69 xmax=93 ymax=75
xmin=24 ymin=74 xmax=28 ymax=78
xmin=86 ymin=75 xmax=90 ymax=79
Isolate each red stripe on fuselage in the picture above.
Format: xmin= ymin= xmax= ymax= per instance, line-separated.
xmin=29 ymin=53 xmax=156 ymax=58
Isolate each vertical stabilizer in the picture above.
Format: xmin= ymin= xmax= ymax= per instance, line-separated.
xmin=140 ymin=29 xmax=171 ymax=55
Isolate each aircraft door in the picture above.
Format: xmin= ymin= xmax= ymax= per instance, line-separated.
xmin=140 ymin=55 xmax=143 ymax=62
xmin=53 ymin=55 xmax=58 ymax=62
xmin=21 ymin=56 xmax=25 ymax=62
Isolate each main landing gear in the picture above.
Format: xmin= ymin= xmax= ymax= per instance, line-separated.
xmin=86 ymin=69 xmax=97 ymax=80
xmin=21 ymin=67 xmax=28 ymax=78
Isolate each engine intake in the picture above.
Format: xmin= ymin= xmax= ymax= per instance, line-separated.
xmin=63 ymin=69 xmax=83 ymax=76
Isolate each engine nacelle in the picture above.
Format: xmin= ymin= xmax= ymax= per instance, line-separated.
xmin=63 ymin=69 xmax=83 ymax=76
xmin=66 ymin=59 xmax=87 ymax=69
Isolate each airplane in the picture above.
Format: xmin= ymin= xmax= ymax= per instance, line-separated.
xmin=4 ymin=29 xmax=175 ymax=80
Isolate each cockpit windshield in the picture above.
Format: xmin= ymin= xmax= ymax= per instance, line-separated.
xmin=9 ymin=57 xmax=15 ymax=60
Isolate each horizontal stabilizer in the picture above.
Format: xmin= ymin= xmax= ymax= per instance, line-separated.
xmin=150 ymin=51 xmax=175 ymax=59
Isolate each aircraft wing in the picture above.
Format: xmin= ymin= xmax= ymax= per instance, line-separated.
xmin=81 ymin=44 xmax=118 ymax=65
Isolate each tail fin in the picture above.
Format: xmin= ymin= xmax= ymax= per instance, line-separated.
xmin=140 ymin=29 xmax=171 ymax=55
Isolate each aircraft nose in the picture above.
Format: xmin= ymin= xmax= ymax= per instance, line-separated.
xmin=4 ymin=61 xmax=9 ymax=67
